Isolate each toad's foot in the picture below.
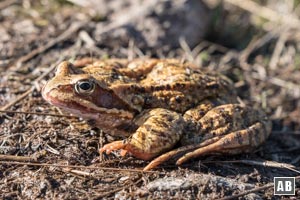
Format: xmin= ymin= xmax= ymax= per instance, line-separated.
xmin=100 ymin=140 xmax=128 ymax=157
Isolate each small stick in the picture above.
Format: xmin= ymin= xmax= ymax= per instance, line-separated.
xmin=0 ymin=154 xmax=37 ymax=162
xmin=218 ymin=175 xmax=300 ymax=200
xmin=0 ymin=110 xmax=77 ymax=118
xmin=216 ymin=183 xmax=273 ymax=200
xmin=269 ymin=28 xmax=289 ymax=70
xmin=239 ymin=29 xmax=280 ymax=69
xmin=62 ymin=168 xmax=93 ymax=177
xmin=203 ymin=160 xmax=300 ymax=174
xmin=0 ymin=161 xmax=160 ymax=174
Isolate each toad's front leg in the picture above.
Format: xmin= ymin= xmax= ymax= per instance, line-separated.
xmin=100 ymin=108 xmax=185 ymax=161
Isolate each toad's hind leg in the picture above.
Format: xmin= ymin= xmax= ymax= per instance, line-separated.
xmin=143 ymin=104 xmax=271 ymax=171
xmin=177 ymin=104 xmax=272 ymax=165
xmin=176 ymin=121 xmax=268 ymax=165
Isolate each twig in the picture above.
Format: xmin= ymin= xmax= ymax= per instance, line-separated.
xmin=0 ymin=154 xmax=37 ymax=162
xmin=224 ymin=0 xmax=300 ymax=28
xmin=218 ymin=176 xmax=300 ymax=200
xmin=269 ymin=28 xmax=289 ymax=70
xmin=62 ymin=168 xmax=93 ymax=177
xmin=216 ymin=183 xmax=273 ymax=200
xmin=179 ymin=37 xmax=194 ymax=62
xmin=0 ymin=161 xmax=159 ymax=174
xmin=0 ymin=110 xmax=77 ymax=118
xmin=203 ymin=159 xmax=300 ymax=174
xmin=239 ymin=29 xmax=280 ymax=69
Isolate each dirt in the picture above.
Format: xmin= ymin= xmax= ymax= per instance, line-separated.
xmin=0 ymin=0 xmax=300 ymax=199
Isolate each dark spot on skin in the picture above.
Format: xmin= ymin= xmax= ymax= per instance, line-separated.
xmin=206 ymin=118 xmax=213 ymax=129
xmin=158 ymin=120 xmax=170 ymax=128
xmin=235 ymin=131 xmax=244 ymax=145
xmin=139 ymin=87 xmax=146 ymax=93
xmin=155 ymin=85 xmax=165 ymax=91
xmin=143 ymin=124 xmax=152 ymax=132
xmin=151 ymin=128 xmax=167 ymax=137
xmin=199 ymin=110 xmax=205 ymax=116
xmin=175 ymin=83 xmax=186 ymax=88
xmin=111 ymin=73 xmax=119 ymax=79
xmin=144 ymin=96 xmax=152 ymax=105
xmin=111 ymin=68 xmax=118 ymax=73
xmin=206 ymin=83 xmax=219 ymax=89
xmin=220 ymin=111 xmax=230 ymax=123
xmin=175 ymin=96 xmax=182 ymax=103
xmin=166 ymin=115 xmax=174 ymax=122
xmin=140 ymin=132 xmax=146 ymax=141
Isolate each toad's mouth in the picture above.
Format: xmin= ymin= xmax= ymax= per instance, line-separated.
xmin=42 ymin=90 xmax=135 ymax=120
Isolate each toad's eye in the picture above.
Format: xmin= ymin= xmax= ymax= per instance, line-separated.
xmin=75 ymin=79 xmax=95 ymax=95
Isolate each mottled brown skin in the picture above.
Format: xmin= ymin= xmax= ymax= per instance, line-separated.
xmin=42 ymin=58 xmax=272 ymax=171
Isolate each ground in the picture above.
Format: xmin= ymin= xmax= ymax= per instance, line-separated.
xmin=0 ymin=0 xmax=300 ymax=199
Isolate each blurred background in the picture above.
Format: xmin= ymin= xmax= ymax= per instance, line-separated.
xmin=2 ymin=0 xmax=300 ymax=134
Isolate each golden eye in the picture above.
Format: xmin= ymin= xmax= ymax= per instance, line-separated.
xmin=75 ymin=79 xmax=95 ymax=94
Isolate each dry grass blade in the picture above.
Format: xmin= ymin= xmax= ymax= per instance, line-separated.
xmin=239 ymin=29 xmax=280 ymax=69
xmin=269 ymin=28 xmax=289 ymax=70
xmin=203 ymin=159 xmax=300 ymax=174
